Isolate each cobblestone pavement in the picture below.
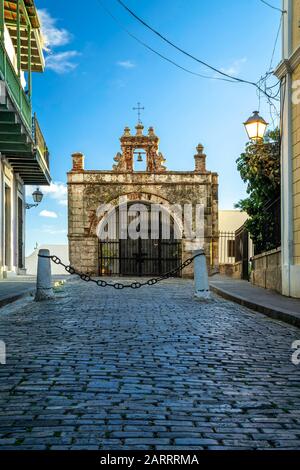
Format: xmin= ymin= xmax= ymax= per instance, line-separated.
xmin=0 ymin=278 xmax=300 ymax=450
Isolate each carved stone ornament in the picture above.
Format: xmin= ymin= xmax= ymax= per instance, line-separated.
xmin=113 ymin=124 xmax=167 ymax=173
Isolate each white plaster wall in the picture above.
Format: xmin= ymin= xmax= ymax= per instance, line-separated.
xmin=0 ymin=158 xmax=25 ymax=278
xmin=219 ymin=210 xmax=248 ymax=232
xmin=4 ymin=25 xmax=26 ymax=88
xmin=26 ymin=245 xmax=69 ymax=275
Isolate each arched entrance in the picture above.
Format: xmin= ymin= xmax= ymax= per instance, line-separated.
xmin=98 ymin=202 xmax=182 ymax=277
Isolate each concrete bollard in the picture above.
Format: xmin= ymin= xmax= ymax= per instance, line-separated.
xmin=194 ymin=249 xmax=211 ymax=300
xmin=35 ymin=249 xmax=55 ymax=301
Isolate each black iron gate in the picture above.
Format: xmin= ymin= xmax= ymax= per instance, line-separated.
xmin=235 ymin=224 xmax=249 ymax=281
xmin=99 ymin=239 xmax=182 ymax=277
xmin=99 ymin=204 xmax=182 ymax=277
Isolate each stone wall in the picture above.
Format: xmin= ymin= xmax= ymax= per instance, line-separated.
xmin=219 ymin=263 xmax=234 ymax=277
xmin=250 ymin=248 xmax=282 ymax=293
xmin=68 ymin=171 xmax=218 ymax=277
xmin=219 ymin=262 xmax=243 ymax=279
xmin=232 ymin=262 xmax=243 ymax=279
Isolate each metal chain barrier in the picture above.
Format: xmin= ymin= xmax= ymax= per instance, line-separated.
xmin=38 ymin=252 xmax=202 ymax=290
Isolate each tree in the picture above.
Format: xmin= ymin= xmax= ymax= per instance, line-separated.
xmin=235 ymin=128 xmax=280 ymax=254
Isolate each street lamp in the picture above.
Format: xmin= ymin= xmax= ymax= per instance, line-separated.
xmin=26 ymin=187 xmax=44 ymax=209
xmin=244 ymin=111 xmax=268 ymax=142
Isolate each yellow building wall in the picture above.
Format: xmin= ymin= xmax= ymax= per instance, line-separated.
xmin=292 ymin=0 xmax=300 ymax=51
xmin=292 ymin=0 xmax=300 ymax=263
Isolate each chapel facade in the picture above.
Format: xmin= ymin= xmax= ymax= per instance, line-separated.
xmin=67 ymin=123 xmax=218 ymax=278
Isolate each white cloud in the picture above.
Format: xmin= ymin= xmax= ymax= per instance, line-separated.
xmin=26 ymin=182 xmax=67 ymax=204
xmin=42 ymin=181 xmax=67 ymax=201
xmin=39 ymin=210 xmax=58 ymax=219
xmin=220 ymin=57 xmax=247 ymax=76
xmin=38 ymin=9 xmax=71 ymax=49
xmin=38 ymin=9 xmax=79 ymax=74
xmin=46 ymin=51 xmax=80 ymax=74
xmin=42 ymin=227 xmax=67 ymax=235
xmin=59 ymin=199 xmax=68 ymax=207
xmin=117 ymin=60 xmax=136 ymax=69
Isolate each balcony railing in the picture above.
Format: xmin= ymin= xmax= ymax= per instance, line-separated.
xmin=0 ymin=40 xmax=31 ymax=130
xmin=32 ymin=113 xmax=49 ymax=169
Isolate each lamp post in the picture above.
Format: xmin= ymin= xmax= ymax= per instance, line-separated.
xmin=25 ymin=187 xmax=43 ymax=209
xmin=244 ymin=111 xmax=268 ymax=142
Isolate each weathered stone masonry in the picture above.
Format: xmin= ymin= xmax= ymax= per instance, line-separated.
xmin=68 ymin=124 xmax=218 ymax=277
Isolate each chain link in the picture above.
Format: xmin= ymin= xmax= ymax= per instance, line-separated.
xmin=38 ymin=252 xmax=202 ymax=289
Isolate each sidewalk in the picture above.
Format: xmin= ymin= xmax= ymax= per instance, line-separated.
xmin=0 ymin=276 xmax=36 ymax=308
xmin=210 ymin=275 xmax=300 ymax=328
xmin=0 ymin=275 xmax=68 ymax=308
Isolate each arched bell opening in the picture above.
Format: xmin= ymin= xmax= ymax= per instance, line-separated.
xmin=133 ymin=148 xmax=147 ymax=171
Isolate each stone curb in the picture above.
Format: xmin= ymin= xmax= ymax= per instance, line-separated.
xmin=210 ymin=284 xmax=300 ymax=329
xmin=0 ymin=290 xmax=34 ymax=309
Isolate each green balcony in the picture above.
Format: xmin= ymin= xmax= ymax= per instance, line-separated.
xmin=0 ymin=40 xmax=31 ymax=129
xmin=0 ymin=103 xmax=50 ymax=184
xmin=0 ymin=0 xmax=50 ymax=185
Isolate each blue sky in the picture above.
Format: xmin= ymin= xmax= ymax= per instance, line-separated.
xmin=25 ymin=0 xmax=282 ymax=255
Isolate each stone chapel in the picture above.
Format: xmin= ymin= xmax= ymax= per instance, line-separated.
xmin=67 ymin=123 xmax=218 ymax=278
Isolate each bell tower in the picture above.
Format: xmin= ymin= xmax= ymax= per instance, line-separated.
xmin=68 ymin=111 xmax=219 ymax=278
xmin=113 ymin=123 xmax=167 ymax=173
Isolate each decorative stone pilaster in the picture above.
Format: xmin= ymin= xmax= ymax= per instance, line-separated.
xmin=123 ymin=126 xmax=131 ymax=137
xmin=148 ymin=126 xmax=156 ymax=138
xmin=72 ymin=152 xmax=85 ymax=171
xmin=135 ymin=123 xmax=144 ymax=136
xmin=194 ymin=144 xmax=207 ymax=173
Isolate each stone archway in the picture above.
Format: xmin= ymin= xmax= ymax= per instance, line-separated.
xmin=96 ymin=194 xmax=183 ymax=277
xmin=95 ymin=192 xmax=184 ymax=237
xmin=68 ymin=126 xmax=219 ymax=278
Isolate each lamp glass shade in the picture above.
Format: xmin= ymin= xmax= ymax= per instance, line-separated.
xmin=244 ymin=111 xmax=268 ymax=141
xmin=32 ymin=188 xmax=43 ymax=204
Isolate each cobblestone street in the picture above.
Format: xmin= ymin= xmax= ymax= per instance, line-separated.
xmin=0 ymin=278 xmax=300 ymax=450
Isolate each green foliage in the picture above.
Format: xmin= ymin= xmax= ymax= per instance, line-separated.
xmin=235 ymin=128 xmax=280 ymax=253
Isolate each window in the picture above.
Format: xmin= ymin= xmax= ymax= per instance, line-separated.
xmin=227 ymin=239 xmax=235 ymax=258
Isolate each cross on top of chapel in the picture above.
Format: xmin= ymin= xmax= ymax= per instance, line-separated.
xmin=132 ymin=102 xmax=145 ymax=124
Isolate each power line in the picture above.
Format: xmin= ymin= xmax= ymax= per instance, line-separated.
xmin=258 ymin=8 xmax=283 ymax=121
xmin=269 ymin=15 xmax=283 ymax=71
xmin=259 ymin=0 xmax=286 ymax=13
xmin=97 ymin=0 xmax=236 ymax=83
xmin=254 ymin=4 xmax=282 ymax=119
xmin=116 ymin=0 xmax=253 ymax=84
xmin=115 ymin=0 xmax=280 ymax=100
